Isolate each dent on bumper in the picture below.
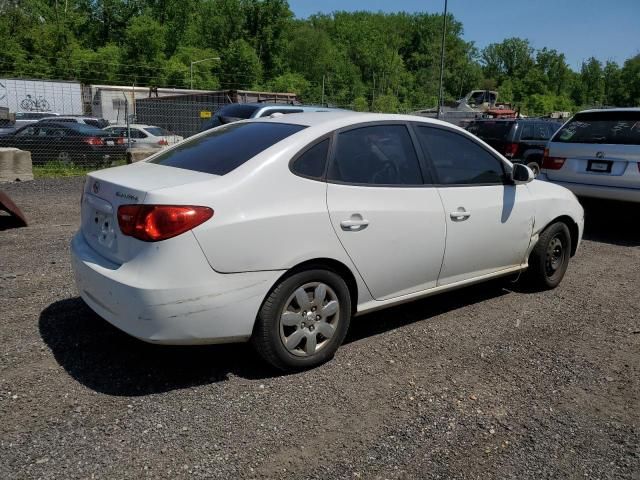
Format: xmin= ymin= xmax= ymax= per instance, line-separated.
xmin=71 ymin=232 xmax=282 ymax=345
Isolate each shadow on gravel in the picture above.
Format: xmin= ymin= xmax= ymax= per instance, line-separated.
xmin=581 ymin=198 xmax=639 ymax=247
xmin=346 ymin=281 xmax=510 ymax=344
xmin=39 ymin=297 xmax=277 ymax=396
xmin=41 ymin=283 xmax=511 ymax=395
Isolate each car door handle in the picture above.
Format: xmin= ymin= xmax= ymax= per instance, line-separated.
xmin=340 ymin=216 xmax=369 ymax=231
xmin=450 ymin=209 xmax=471 ymax=221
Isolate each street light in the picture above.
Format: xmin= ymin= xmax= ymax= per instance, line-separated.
xmin=436 ymin=0 xmax=448 ymax=119
xmin=190 ymin=57 xmax=221 ymax=90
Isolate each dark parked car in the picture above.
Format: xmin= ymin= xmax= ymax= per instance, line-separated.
xmin=0 ymin=122 xmax=126 ymax=166
xmin=466 ymin=118 xmax=563 ymax=176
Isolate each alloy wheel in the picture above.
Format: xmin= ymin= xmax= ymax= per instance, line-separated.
xmin=279 ymin=282 xmax=340 ymax=357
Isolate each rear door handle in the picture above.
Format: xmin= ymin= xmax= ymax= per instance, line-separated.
xmin=340 ymin=214 xmax=369 ymax=231
xmin=450 ymin=208 xmax=471 ymax=221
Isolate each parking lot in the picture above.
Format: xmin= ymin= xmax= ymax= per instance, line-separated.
xmin=0 ymin=177 xmax=638 ymax=479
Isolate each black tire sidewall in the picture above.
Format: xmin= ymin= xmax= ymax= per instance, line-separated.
xmin=533 ymin=222 xmax=571 ymax=288
xmin=254 ymin=269 xmax=352 ymax=370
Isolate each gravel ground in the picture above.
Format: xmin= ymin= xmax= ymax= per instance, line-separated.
xmin=1 ymin=177 xmax=638 ymax=479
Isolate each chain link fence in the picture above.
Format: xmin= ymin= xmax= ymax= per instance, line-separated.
xmin=0 ymin=78 xmax=299 ymax=171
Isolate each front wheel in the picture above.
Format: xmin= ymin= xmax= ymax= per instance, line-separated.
xmin=525 ymin=222 xmax=571 ymax=289
xmin=252 ymin=269 xmax=352 ymax=371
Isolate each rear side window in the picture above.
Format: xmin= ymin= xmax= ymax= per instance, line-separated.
xmin=328 ymin=124 xmax=423 ymax=185
xmin=150 ymin=122 xmax=306 ymax=175
xmin=520 ymin=123 xmax=551 ymax=141
xmin=553 ymin=111 xmax=640 ymax=145
xmin=291 ymin=139 xmax=329 ymax=179
xmin=416 ymin=127 xmax=505 ymax=185
xmin=467 ymin=121 xmax=514 ymax=140
xmin=144 ymin=127 xmax=169 ymax=136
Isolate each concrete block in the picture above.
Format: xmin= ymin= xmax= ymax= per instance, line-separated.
xmin=0 ymin=148 xmax=33 ymax=182
xmin=127 ymin=148 xmax=159 ymax=164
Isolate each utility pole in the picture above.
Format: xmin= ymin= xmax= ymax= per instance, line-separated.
xmin=321 ymin=75 xmax=325 ymax=106
xmin=437 ymin=0 xmax=448 ymax=119
xmin=190 ymin=57 xmax=221 ymax=90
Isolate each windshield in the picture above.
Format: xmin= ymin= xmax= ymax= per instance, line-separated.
xmin=553 ymin=111 xmax=640 ymax=145
xmin=150 ymin=122 xmax=307 ymax=175
xmin=467 ymin=121 xmax=514 ymax=140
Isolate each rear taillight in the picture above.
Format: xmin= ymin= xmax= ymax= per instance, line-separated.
xmin=84 ymin=137 xmax=104 ymax=146
xmin=504 ymin=143 xmax=518 ymax=158
xmin=117 ymin=205 xmax=213 ymax=242
xmin=542 ymin=148 xmax=566 ymax=170
xmin=158 ymin=139 xmax=169 ymax=146
xmin=116 ymin=137 xmax=126 ymax=145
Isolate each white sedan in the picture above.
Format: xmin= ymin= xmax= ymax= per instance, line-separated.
xmin=71 ymin=112 xmax=584 ymax=371
xmin=103 ymin=124 xmax=183 ymax=149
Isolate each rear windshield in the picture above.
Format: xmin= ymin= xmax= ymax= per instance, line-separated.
xmin=150 ymin=122 xmax=306 ymax=175
xmin=466 ymin=121 xmax=514 ymax=140
xmin=553 ymin=111 xmax=640 ymax=145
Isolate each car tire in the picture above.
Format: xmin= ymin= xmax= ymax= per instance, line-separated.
xmin=525 ymin=222 xmax=571 ymax=290
xmin=526 ymin=160 xmax=541 ymax=177
xmin=57 ymin=151 xmax=72 ymax=166
xmin=252 ymin=269 xmax=352 ymax=371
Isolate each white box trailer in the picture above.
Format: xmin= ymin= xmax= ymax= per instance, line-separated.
xmin=0 ymin=78 xmax=83 ymax=115
xmin=85 ymin=85 xmax=213 ymax=124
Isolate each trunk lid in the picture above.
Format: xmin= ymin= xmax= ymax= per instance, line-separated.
xmin=545 ymin=142 xmax=640 ymax=189
xmin=81 ymin=162 xmax=214 ymax=264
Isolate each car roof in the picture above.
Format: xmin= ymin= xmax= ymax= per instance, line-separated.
xmin=106 ymin=124 xmax=156 ymax=129
xmin=34 ymin=121 xmax=103 ymax=130
xmin=246 ymin=111 xmax=466 ymax=131
xmin=576 ymin=107 xmax=640 ymax=114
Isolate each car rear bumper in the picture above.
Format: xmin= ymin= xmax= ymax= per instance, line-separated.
xmin=70 ymin=231 xmax=282 ymax=345
xmin=538 ymin=175 xmax=640 ymax=203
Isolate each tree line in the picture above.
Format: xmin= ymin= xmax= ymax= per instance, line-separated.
xmin=1 ymin=0 xmax=638 ymax=115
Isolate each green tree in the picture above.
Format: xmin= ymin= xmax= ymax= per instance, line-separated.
xmin=220 ymin=39 xmax=262 ymax=89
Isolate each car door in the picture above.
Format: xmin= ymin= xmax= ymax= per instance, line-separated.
xmin=326 ymin=123 xmax=447 ymax=301
xmin=414 ymin=125 xmax=535 ymax=286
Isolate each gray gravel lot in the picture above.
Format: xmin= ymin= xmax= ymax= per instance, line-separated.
xmin=1 ymin=177 xmax=638 ymax=479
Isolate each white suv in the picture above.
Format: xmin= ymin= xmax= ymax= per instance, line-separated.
xmin=539 ymin=108 xmax=640 ymax=203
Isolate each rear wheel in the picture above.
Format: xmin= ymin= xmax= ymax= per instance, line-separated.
xmin=525 ymin=222 xmax=571 ymax=289
xmin=252 ymin=269 xmax=351 ymax=371
xmin=57 ymin=151 xmax=72 ymax=165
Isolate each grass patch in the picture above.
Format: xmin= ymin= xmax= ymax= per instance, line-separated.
xmin=33 ymin=160 xmax=127 ymax=178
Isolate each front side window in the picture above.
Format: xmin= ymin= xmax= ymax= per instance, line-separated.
xmin=150 ymin=122 xmax=307 ymax=175
xmin=416 ymin=126 xmax=506 ymax=185
xmin=291 ymin=139 xmax=329 ymax=179
xmin=328 ymin=124 xmax=423 ymax=185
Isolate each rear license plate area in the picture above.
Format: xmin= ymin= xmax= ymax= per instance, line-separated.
xmin=587 ymin=160 xmax=612 ymax=173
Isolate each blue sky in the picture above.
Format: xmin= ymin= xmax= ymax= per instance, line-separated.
xmin=288 ymin=0 xmax=640 ymax=69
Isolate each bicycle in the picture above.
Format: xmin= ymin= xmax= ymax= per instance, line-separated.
xmin=19 ymin=94 xmax=51 ymax=111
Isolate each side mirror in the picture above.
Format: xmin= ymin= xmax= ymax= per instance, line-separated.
xmin=511 ymin=163 xmax=534 ymax=184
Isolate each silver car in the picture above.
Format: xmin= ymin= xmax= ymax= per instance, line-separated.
xmin=539 ymin=108 xmax=640 ymax=203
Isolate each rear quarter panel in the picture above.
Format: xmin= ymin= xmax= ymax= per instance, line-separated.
xmin=144 ymin=132 xmax=372 ymax=302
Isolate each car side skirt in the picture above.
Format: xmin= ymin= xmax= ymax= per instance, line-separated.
xmin=355 ymin=265 xmax=526 ymax=316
